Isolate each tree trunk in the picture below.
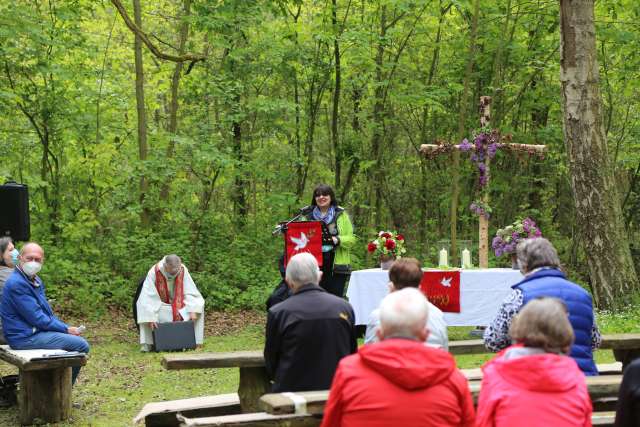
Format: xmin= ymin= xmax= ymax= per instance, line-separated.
xmin=286 ymin=6 xmax=303 ymax=202
xmin=451 ymin=0 xmax=480 ymax=266
xmin=559 ymin=0 xmax=639 ymax=308
xmin=160 ymin=0 xmax=192 ymax=202
xmin=371 ymin=4 xmax=387 ymax=229
xmin=340 ymin=85 xmax=362 ymax=203
xmin=133 ymin=0 xmax=150 ymax=227
xmin=419 ymin=0 xmax=449 ymax=258
xmin=331 ymin=0 xmax=341 ymax=190
xmin=232 ymin=91 xmax=248 ymax=227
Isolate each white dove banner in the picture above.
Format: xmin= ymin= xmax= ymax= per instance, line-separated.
xmin=284 ymin=221 xmax=324 ymax=267
xmin=420 ymin=270 xmax=461 ymax=312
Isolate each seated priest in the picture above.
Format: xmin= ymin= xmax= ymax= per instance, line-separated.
xmin=136 ymin=255 xmax=205 ymax=351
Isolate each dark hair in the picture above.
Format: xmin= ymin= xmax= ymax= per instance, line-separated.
xmin=389 ymin=258 xmax=423 ymax=289
xmin=0 ymin=237 xmax=13 ymax=267
xmin=310 ymin=184 xmax=338 ymax=207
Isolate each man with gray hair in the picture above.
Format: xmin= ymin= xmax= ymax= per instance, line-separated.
xmin=483 ymin=237 xmax=600 ymax=375
xmin=264 ymin=252 xmax=356 ymax=392
xmin=321 ymin=288 xmax=475 ymax=427
xmin=136 ymin=255 xmax=205 ymax=351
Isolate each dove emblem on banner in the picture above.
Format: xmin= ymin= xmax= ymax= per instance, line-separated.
xmin=440 ymin=277 xmax=452 ymax=287
xmin=284 ymin=221 xmax=324 ymax=268
xmin=420 ymin=271 xmax=460 ymax=313
xmin=290 ymin=232 xmax=309 ymax=251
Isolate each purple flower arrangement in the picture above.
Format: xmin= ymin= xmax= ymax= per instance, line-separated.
xmin=492 ymin=217 xmax=542 ymax=257
xmin=459 ymin=130 xmax=503 ymax=189
xmin=460 ymin=130 xmax=504 ymax=218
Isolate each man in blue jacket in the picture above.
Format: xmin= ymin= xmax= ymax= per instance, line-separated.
xmin=0 ymin=242 xmax=89 ymax=384
xmin=484 ymin=238 xmax=600 ymax=375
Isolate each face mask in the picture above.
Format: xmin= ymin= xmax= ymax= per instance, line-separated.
xmin=10 ymin=249 xmax=19 ymax=267
xmin=22 ymin=261 xmax=42 ymax=277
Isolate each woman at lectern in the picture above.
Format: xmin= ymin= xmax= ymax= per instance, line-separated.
xmin=304 ymin=184 xmax=355 ymax=297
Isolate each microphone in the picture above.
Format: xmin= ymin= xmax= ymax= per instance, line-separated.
xmin=272 ymin=224 xmax=284 ymax=236
xmin=299 ymin=205 xmax=314 ymax=215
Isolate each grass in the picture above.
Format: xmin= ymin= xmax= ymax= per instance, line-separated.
xmin=0 ymin=305 xmax=637 ymax=426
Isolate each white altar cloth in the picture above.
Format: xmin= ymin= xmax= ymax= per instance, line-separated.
xmin=346 ymin=268 xmax=523 ymax=326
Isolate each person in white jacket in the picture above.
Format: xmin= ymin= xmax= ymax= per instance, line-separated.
xmin=364 ymin=257 xmax=448 ymax=350
xmin=136 ymin=254 xmax=205 ymax=351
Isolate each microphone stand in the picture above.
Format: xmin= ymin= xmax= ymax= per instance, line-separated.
xmin=272 ymin=211 xmax=307 ymax=236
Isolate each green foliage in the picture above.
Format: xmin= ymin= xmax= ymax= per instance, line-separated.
xmin=1 ymin=0 xmax=639 ymax=312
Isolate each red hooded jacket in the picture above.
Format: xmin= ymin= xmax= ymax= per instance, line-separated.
xmin=475 ymin=346 xmax=592 ymax=427
xmin=321 ymin=338 xmax=475 ymax=427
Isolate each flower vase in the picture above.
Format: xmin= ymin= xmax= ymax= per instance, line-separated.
xmin=379 ymin=254 xmax=396 ymax=270
xmin=510 ymin=254 xmax=519 ymax=270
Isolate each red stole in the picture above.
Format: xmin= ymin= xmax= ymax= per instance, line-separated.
xmin=154 ymin=264 xmax=185 ymax=321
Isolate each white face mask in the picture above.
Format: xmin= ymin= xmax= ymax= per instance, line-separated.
xmin=22 ymin=261 xmax=42 ymax=277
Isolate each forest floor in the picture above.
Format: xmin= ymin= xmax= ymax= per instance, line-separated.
xmin=0 ymin=306 xmax=637 ymax=426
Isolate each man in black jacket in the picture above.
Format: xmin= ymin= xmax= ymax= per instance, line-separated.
xmin=264 ymin=252 xmax=357 ymax=392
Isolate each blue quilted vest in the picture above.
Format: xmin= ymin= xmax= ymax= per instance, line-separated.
xmin=512 ymin=268 xmax=598 ymax=376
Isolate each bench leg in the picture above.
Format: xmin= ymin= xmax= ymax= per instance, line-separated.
xmin=613 ymin=349 xmax=640 ymax=370
xmin=19 ymin=367 xmax=72 ymax=425
xmin=238 ymin=366 xmax=270 ymax=412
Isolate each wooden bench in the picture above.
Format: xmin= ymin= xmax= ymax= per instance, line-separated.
xmin=177 ymin=411 xmax=615 ymax=427
xmin=258 ymin=375 xmax=623 ymax=415
xmin=0 ymin=346 xmax=86 ymax=425
xmin=177 ymin=412 xmax=322 ymax=427
xmin=449 ymin=333 xmax=640 ymax=365
xmin=147 ymin=363 xmax=620 ymax=426
xmin=163 ymin=333 xmax=639 ymax=412
xmin=163 ymin=351 xmax=269 ymax=412
xmin=133 ymin=393 xmax=242 ymax=427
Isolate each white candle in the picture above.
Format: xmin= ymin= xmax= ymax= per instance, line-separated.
xmin=439 ymin=248 xmax=448 ymax=267
xmin=461 ymin=248 xmax=472 ymax=269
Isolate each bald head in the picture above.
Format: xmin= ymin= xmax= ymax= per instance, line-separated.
xmin=377 ymin=287 xmax=430 ymax=342
xmin=20 ymin=242 xmax=44 ymax=263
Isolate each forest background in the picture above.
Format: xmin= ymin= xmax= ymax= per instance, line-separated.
xmin=1 ymin=0 xmax=639 ymax=315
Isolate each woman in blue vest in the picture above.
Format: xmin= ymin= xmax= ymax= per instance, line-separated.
xmin=483 ymin=237 xmax=600 ymax=375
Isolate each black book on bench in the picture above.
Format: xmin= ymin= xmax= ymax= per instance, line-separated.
xmin=152 ymin=321 xmax=196 ymax=352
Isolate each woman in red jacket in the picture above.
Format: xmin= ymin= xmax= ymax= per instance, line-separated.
xmin=475 ymin=297 xmax=592 ymax=427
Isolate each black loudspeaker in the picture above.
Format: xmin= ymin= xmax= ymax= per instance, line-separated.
xmin=0 ymin=182 xmax=30 ymax=241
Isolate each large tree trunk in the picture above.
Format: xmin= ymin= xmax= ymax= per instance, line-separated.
xmin=133 ymin=0 xmax=150 ymax=227
xmin=559 ymin=0 xmax=639 ymax=308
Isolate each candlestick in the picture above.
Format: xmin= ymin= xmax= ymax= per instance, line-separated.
xmin=461 ymin=248 xmax=472 ymax=269
xmin=439 ymin=247 xmax=448 ymax=267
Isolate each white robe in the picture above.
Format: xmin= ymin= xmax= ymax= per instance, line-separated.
xmin=136 ymin=259 xmax=205 ymax=345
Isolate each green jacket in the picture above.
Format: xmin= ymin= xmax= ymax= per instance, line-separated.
xmin=333 ymin=208 xmax=355 ymax=267
xmin=306 ymin=206 xmax=356 ymax=268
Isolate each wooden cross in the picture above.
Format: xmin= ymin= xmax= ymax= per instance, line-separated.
xmin=420 ymin=96 xmax=546 ymax=268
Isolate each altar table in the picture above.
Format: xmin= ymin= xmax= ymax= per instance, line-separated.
xmin=346 ymin=268 xmax=524 ymax=327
